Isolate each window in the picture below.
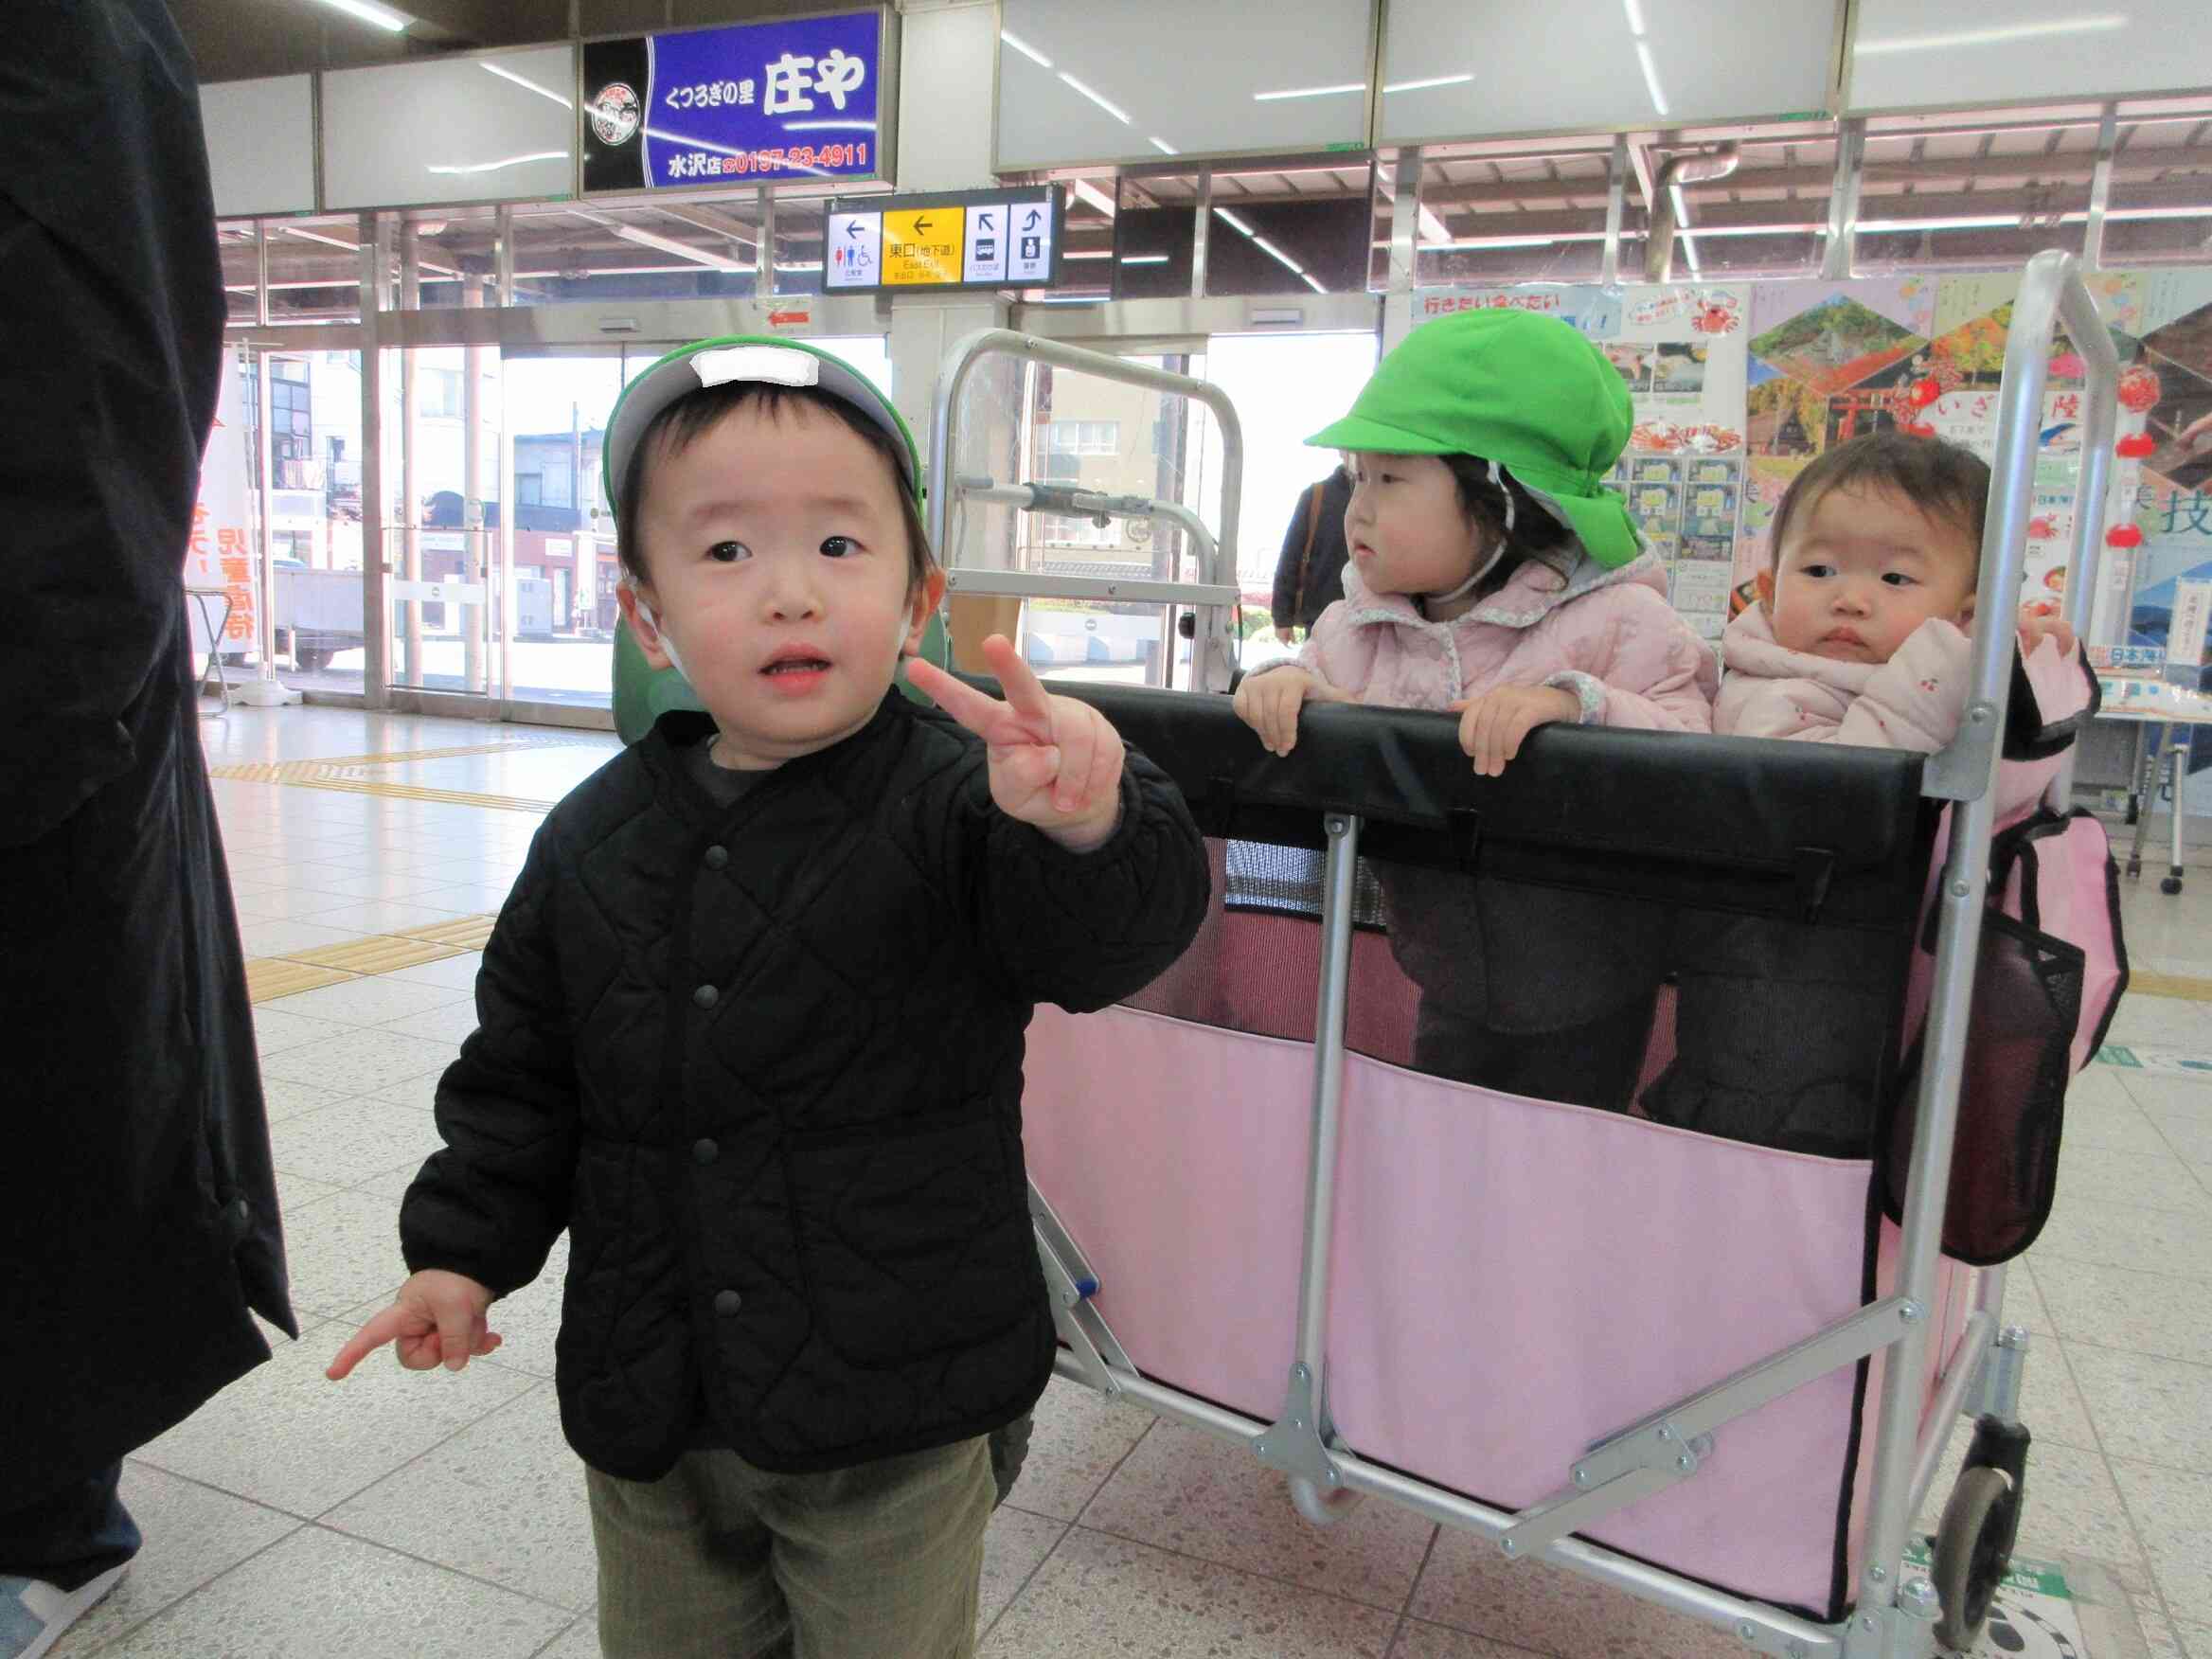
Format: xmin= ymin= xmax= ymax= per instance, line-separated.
xmin=517 ymin=473 xmax=544 ymax=508
xmin=1046 ymin=419 xmax=1119 ymax=455
xmin=419 ymin=366 xmax=464 ymax=419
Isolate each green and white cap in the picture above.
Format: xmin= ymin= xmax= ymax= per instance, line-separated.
xmin=600 ymin=335 xmax=921 ymax=525
xmin=1307 ymin=308 xmax=1643 ymax=568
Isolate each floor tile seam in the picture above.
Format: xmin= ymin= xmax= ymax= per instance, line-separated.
xmin=1066 ymin=1407 xmax=1162 ymax=1532
xmin=523 ymin=1613 xmax=593 ymax=1658
xmin=2026 ymin=1244 xmax=2212 ymax=1288
xmin=1053 ymin=1513 xmax=1420 ymax=1616
xmin=295 ymin=1376 xmax=560 ymax=1535
xmin=60 ymin=1507 xmax=312 ymax=1657
xmin=297 ymin=1514 xmax=589 ymax=1618
xmin=975 ymin=1512 xmax=1074 ymax=1648
xmin=1400 ymin=1520 xmax=1445 ymax=1618
xmin=2047 ymin=1329 xmax=2191 ymax=1639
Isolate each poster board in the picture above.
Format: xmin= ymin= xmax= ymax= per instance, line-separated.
xmin=186 ymin=359 xmax=258 ymax=662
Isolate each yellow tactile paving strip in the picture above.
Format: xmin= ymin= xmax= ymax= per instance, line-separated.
xmin=210 ymin=737 xmax=605 ymax=816
xmin=2127 ymin=969 xmax=2212 ymax=1004
xmin=245 ymin=916 xmax=500 ymax=1005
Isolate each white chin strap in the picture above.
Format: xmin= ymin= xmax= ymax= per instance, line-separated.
xmin=634 ymin=596 xmax=688 ymax=681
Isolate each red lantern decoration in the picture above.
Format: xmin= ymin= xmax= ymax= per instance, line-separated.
xmin=2117 ymin=365 xmax=2163 ymax=413
xmin=2116 ymin=432 xmax=2158 ymax=459
xmin=2106 ymin=523 xmax=2145 ymax=549
xmin=1909 ymin=377 xmax=1943 ymax=408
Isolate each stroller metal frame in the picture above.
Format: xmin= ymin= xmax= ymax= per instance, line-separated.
xmin=1007 ymin=250 xmax=2120 ymax=1658
xmin=926 ymin=329 xmax=1247 ymax=692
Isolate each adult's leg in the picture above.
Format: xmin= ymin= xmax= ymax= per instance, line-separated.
xmin=0 ymin=1464 xmax=138 ymax=1591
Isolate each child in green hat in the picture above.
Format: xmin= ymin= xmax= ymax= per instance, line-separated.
xmin=1233 ymin=308 xmax=1718 ymax=1109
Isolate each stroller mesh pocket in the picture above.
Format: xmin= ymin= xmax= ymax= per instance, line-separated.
xmin=1884 ymin=909 xmax=2083 ymax=1266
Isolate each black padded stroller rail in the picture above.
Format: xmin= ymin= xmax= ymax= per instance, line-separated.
xmin=989 ymin=679 xmax=1936 ymax=927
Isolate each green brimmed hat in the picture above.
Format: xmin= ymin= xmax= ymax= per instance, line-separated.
xmin=601 ymin=335 xmax=921 ymax=525
xmin=1307 ymin=309 xmax=1642 ymax=567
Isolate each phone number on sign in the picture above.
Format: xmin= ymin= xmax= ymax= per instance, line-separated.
xmin=666 ymin=142 xmax=868 ymax=178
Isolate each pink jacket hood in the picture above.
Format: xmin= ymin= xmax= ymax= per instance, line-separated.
xmin=1278 ymin=548 xmax=1718 ymax=731
xmin=1717 ymin=605 xmax=2092 ymax=821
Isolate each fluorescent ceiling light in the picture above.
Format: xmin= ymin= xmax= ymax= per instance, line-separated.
xmin=1253 ymin=82 xmax=1365 ymax=101
xmin=1669 ymin=184 xmax=1692 ymax=225
xmin=1854 ymin=14 xmax=2129 ymax=55
xmin=775 ymin=261 xmax=824 ymax=273
xmin=1383 ymin=73 xmax=1474 ymax=94
xmin=1622 ymin=0 xmax=1646 ymax=33
xmin=999 ymin=30 xmax=1052 ymax=68
xmin=1856 ymin=214 xmax=2019 ymax=231
xmin=1432 ymin=230 xmax=1609 ymax=249
xmin=1418 ymin=205 xmax=1451 ymax=241
xmin=1070 ymin=179 xmax=1118 ymax=218
xmin=426 ymin=151 xmax=566 ymax=176
xmin=1120 ymin=254 xmax=1170 ymax=264
xmin=1058 ymin=72 xmax=1131 ymax=124
xmin=1301 ymin=270 xmax=1328 ymax=294
xmin=1248 ymin=236 xmax=1305 ymax=275
xmin=1030 ymin=294 xmax=1106 ymax=304
xmin=481 ymin=61 xmax=571 ymax=108
xmin=315 ymin=0 xmax=410 ymax=31
xmin=280 ymin=226 xmax=360 ymax=252
xmin=1680 ymin=235 xmax=1703 ymax=274
xmin=1149 ymin=135 xmax=1179 ymax=154
xmin=1063 ymin=249 xmax=1115 ymax=259
xmin=1213 ymin=207 xmax=1257 ymax=237
xmin=2101 ymin=205 xmax=2212 ymax=221
xmin=610 ymin=223 xmax=746 ymax=272
xmin=1635 ymin=42 xmax=1669 ymax=116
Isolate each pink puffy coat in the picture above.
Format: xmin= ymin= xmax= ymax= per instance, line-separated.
xmin=1252 ymin=548 xmax=1718 ymax=1038
xmin=1717 ymin=606 xmax=2093 ymax=822
xmin=1274 ymin=550 xmax=1719 ymax=729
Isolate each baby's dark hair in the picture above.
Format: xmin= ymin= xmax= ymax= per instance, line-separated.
xmin=615 ymin=382 xmax=935 ymax=592
xmin=1768 ymin=432 xmax=1990 ymax=584
xmin=1441 ymin=454 xmax=1576 ymax=598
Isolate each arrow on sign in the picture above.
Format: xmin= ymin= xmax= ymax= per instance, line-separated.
xmin=977 ymin=212 xmax=995 ymax=231
xmin=847 ymin=223 xmax=865 ymax=240
xmin=1022 ymin=208 xmax=1042 ymax=230
xmin=914 ymin=215 xmax=934 ymax=234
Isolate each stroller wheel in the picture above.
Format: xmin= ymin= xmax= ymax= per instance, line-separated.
xmin=2161 ymin=875 xmax=2185 ymax=896
xmin=1933 ymin=1463 xmax=2017 ymax=1652
xmin=989 ymin=1411 xmax=1034 ymax=1507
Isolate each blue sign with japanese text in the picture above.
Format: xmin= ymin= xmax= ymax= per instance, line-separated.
xmin=581 ymin=10 xmax=884 ymax=192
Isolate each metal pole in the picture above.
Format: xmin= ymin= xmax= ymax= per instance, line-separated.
xmin=1190 ymin=168 xmax=1212 ymax=299
xmin=1389 ymin=148 xmax=1421 ymax=294
xmin=255 ymin=219 xmax=271 ymax=328
xmin=2083 ymin=104 xmax=2118 ymax=272
xmin=1822 ymin=119 xmax=1864 ymax=280
xmin=1292 ymin=812 xmax=1362 ymax=1439
xmin=399 ymin=224 xmax=422 ymax=688
xmin=463 ymin=273 xmax=488 ymax=695
xmin=1600 ymin=134 xmax=1628 ymax=288
xmin=757 ymin=185 xmax=776 ymax=301
xmin=255 ymin=351 xmax=278 ymax=685
xmin=1852 ymin=252 xmax=2093 ymax=1647
xmin=359 ymin=213 xmax=390 ymax=709
xmin=494 ymin=204 xmax=516 ymax=307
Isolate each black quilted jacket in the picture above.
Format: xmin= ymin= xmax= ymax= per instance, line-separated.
xmin=400 ymin=696 xmax=1208 ymax=1480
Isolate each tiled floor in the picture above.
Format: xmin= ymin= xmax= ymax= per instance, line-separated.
xmin=45 ymin=705 xmax=2212 ymax=1658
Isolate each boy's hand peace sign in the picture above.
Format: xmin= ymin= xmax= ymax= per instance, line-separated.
xmin=904 ymin=634 xmax=1126 ymax=853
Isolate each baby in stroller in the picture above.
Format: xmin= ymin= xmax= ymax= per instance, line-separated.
xmin=1645 ymin=432 xmax=2091 ymax=1150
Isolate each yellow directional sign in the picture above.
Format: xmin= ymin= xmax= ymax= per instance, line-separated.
xmin=882 ymin=206 xmax=966 ymax=287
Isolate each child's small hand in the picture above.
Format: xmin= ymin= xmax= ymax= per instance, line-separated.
xmin=905 ymin=635 xmax=1127 ymax=853
xmin=1235 ymin=667 xmax=1351 ymax=757
xmin=2018 ymin=611 xmax=2077 ymax=657
xmin=1449 ymin=685 xmax=1580 ymax=777
xmin=326 ymin=1269 xmax=500 ymax=1380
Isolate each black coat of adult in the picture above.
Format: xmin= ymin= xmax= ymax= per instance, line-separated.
xmin=400 ymin=703 xmax=1209 ymax=1480
xmin=0 ymin=0 xmax=297 ymax=1504
xmin=1269 ymin=464 xmax=1355 ymax=633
